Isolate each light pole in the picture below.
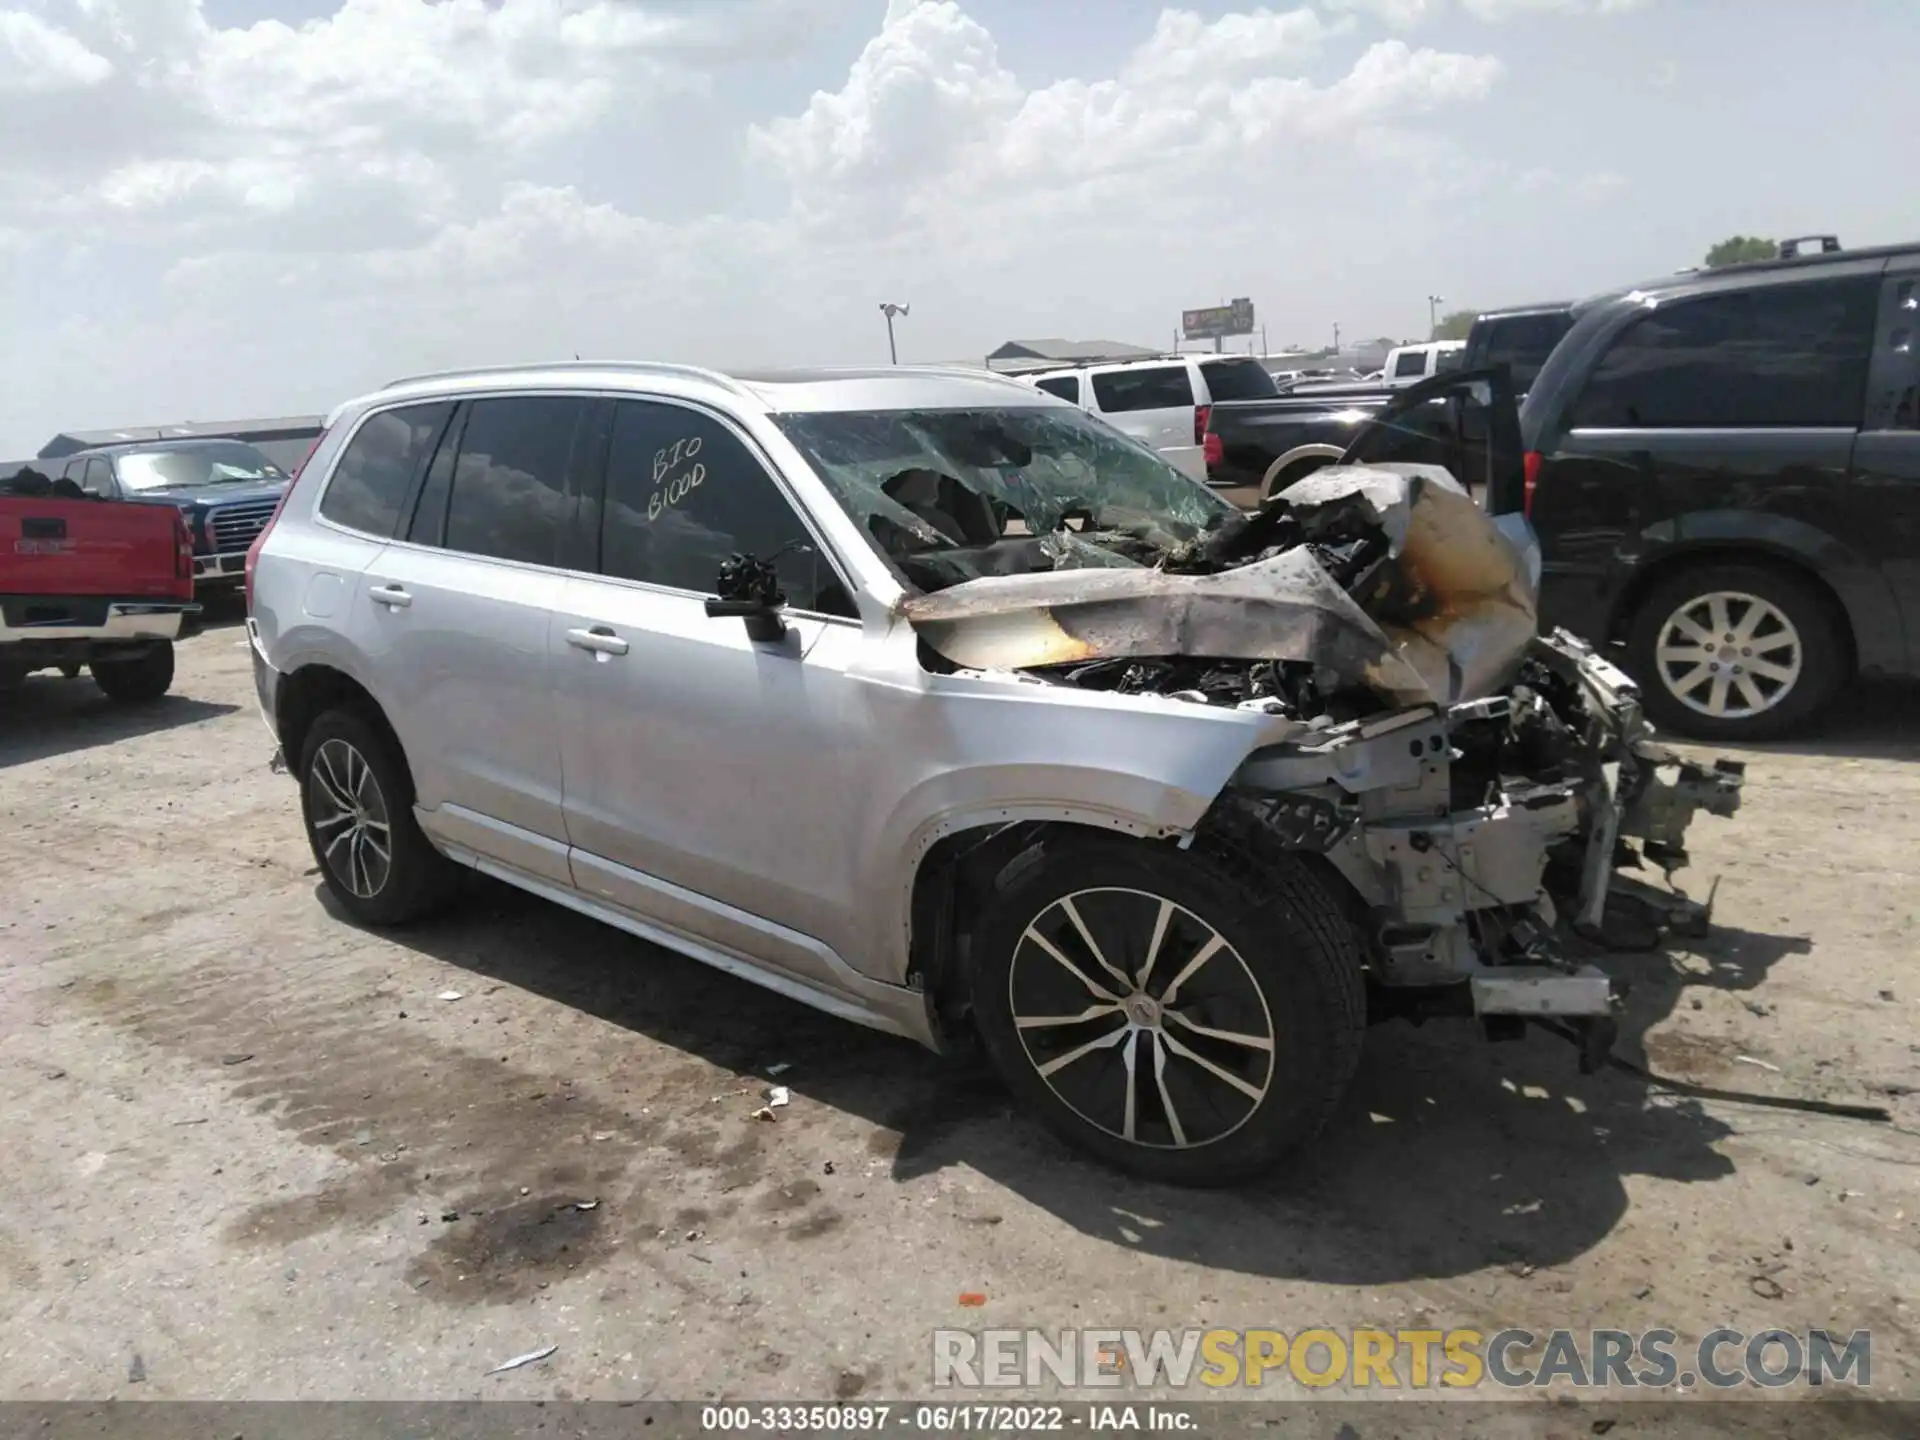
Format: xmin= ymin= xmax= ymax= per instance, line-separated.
xmin=1332 ymin=322 xmax=1341 ymax=355
xmin=879 ymin=302 xmax=910 ymax=364
xmin=1428 ymin=294 xmax=1444 ymax=337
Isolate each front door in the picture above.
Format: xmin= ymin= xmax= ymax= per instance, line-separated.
xmin=549 ymin=396 xmax=871 ymax=984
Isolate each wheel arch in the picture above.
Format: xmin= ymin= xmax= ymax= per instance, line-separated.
xmin=1260 ymin=444 xmax=1346 ymax=499
xmin=275 ymin=662 xmax=408 ymax=782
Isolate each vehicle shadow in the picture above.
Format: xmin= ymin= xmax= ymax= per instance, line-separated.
xmin=0 ymin=676 xmax=238 ymax=769
xmin=1703 ymin=679 xmax=1920 ymax=764
xmin=371 ymin=870 xmax=1820 ymax=1289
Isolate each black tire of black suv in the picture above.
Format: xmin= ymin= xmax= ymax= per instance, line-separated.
xmin=298 ymin=706 xmax=458 ymax=927
xmin=970 ymin=836 xmax=1365 ymax=1187
xmin=90 ymin=643 xmax=174 ymax=703
xmin=1625 ymin=562 xmax=1846 ymax=742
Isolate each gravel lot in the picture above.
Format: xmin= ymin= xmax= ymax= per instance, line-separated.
xmin=2 ymin=604 xmax=1917 ymax=1414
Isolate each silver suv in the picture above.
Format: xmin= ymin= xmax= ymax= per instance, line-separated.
xmin=246 ymin=361 xmax=1742 ymax=1185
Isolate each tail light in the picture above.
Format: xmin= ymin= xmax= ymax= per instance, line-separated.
xmin=1193 ymin=404 xmax=1211 ymax=445
xmin=245 ymin=490 xmax=289 ymax=615
xmin=1522 ymin=450 xmax=1543 ymax=515
xmin=1203 ymin=431 xmax=1224 ymax=468
xmin=247 ymin=429 xmax=324 ymax=613
xmin=174 ymin=512 xmax=194 ymax=581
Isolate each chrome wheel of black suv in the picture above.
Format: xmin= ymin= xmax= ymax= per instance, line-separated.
xmin=1627 ymin=563 xmax=1845 ymax=742
xmin=972 ymin=838 xmax=1364 ymax=1187
xmin=298 ymin=708 xmax=457 ymax=926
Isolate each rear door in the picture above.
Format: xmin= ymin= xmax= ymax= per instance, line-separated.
xmin=1524 ymin=273 xmax=1879 ymax=643
xmin=1851 ymin=255 xmax=1920 ymax=669
xmin=1086 ymin=363 xmax=1204 ymax=480
xmin=347 ymin=394 xmax=587 ymax=886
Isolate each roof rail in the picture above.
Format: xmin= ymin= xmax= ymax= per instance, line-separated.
xmin=1777 ymin=234 xmax=1841 ymax=259
xmin=380 ymin=359 xmax=753 ymax=398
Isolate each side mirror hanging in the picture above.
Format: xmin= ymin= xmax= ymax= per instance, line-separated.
xmin=704 ymin=551 xmax=790 ymax=643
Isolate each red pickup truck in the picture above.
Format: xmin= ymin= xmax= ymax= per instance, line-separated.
xmin=1 ymin=474 xmax=198 ymax=702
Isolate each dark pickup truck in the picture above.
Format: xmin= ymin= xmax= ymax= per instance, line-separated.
xmin=49 ymin=438 xmax=290 ymax=591
xmin=1206 ymin=303 xmax=1574 ymax=500
xmin=1507 ymin=239 xmax=1920 ymax=741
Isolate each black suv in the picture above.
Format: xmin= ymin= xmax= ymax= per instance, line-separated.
xmin=1515 ymin=241 xmax=1920 ymax=740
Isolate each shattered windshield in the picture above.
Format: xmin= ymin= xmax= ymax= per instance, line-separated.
xmin=771 ymin=406 xmax=1234 ymax=593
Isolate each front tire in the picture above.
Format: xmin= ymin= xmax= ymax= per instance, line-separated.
xmin=91 ymin=643 xmax=174 ymax=702
xmin=1625 ymin=563 xmax=1845 ymax=741
xmin=299 ymin=707 xmax=456 ymax=926
xmin=971 ymin=837 xmax=1365 ymax=1186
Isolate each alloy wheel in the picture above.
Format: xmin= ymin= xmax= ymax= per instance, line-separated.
xmin=1654 ymin=590 xmax=1803 ymax=721
xmin=1007 ymin=887 xmax=1275 ymax=1150
xmin=309 ymin=737 xmax=393 ymax=899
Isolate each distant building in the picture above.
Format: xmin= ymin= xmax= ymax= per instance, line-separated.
xmin=38 ymin=415 xmax=326 ymax=472
xmin=984 ymin=338 xmax=1161 ymax=374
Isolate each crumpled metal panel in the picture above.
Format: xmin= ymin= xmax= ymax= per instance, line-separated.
xmin=902 ymin=466 xmax=1539 ymax=707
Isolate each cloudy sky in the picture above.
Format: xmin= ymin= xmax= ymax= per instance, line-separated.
xmin=0 ymin=0 xmax=1910 ymax=455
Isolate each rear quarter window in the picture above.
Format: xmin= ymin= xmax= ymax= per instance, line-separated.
xmin=1198 ymin=360 xmax=1278 ymax=401
xmin=1090 ymin=366 xmax=1195 ymax=413
xmin=1034 ymin=375 xmax=1081 ymax=404
xmin=318 ymin=402 xmax=453 ymax=538
xmin=1392 ymin=350 xmax=1429 ymax=378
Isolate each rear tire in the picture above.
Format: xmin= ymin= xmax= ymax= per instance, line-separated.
xmin=970 ymin=837 xmax=1365 ymax=1186
xmin=91 ymin=644 xmax=174 ymax=703
xmin=1625 ymin=563 xmax=1845 ymax=741
xmin=299 ymin=706 xmax=457 ymax=926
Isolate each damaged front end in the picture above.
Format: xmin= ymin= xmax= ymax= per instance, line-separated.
xmin=904 ymin=463 xmax=1744 ymax=1067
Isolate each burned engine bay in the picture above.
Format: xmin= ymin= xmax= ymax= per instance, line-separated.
xmin=901 ymin=464 xmax=1746 ymax=1060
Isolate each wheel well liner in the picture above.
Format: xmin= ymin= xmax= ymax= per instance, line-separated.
xmin=276 ymin=665 xmax=406 ymax=780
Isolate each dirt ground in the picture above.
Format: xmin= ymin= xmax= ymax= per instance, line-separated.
xmin=1 ymin=601 xmax=1916 ymax=1413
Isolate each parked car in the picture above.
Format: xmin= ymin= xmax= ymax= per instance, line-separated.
xmin=1381 ymin=340 xmax=1465 ymax=387
xmin=1021 ymin=355 xmax=1278 ymax=482
xmin=1 ymin=469 xmax=197 ymax=699
xmin=54 ymin=438 xmax=289 ymax=592
xmin=246 ymin=361 xmax=1743 ymax=1184
xmin=1207 ymin=312 xmax=1582 ymax=500
xmin=1510 ymin=239 xmax=1920 ymax=741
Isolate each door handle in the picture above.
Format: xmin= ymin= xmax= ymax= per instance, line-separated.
xmin=565 ymin=625 xmax=630 ymax=657
xmin=369 ymin=584 xmax=412 ymax=609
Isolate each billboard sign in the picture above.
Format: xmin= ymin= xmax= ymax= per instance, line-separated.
xmin=1182 ymin=297 xmax=1256 ymax=340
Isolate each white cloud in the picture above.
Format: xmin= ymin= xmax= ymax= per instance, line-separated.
xmin=1462 ymin=0 xmax=1649 ymax=18
xmin=1 ymin=0 xmax=1530 ymax=450
xmin=1323 ymin=0 xmax=1446 ymax=29
xmin=0 ymin=8 xmax=114 ymax=90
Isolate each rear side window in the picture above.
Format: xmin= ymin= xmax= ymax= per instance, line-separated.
xmin=1480 ymin=313 xmax=1572 ymax=388
xmin=319 ymin=403 xmax=452 ymax=538
xmin=1198 ymin=359 xmax=1278 ymax=401
xmin=1090 ymin=365 xmax=1194 ymax=413
xmin=441 ymin=396 xmax=586 ymax=566
xmin=1034 ymin=375 xmax=1080 ymax=404
xmin=1571 ymin=279 xmax=1877 ymax=429
xmin=1392 ymin=350 xmax=1428 ymax=379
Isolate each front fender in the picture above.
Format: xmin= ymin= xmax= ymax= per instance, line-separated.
xmin=855 ymin=679 xmax=1304 ymax=984
xmin=1631 ymin=511 xmax=1902 ymax=674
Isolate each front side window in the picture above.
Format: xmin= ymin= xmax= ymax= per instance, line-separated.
xmin=773 ymin=405 xmax=1233 ymax=594
xmin=439 ymin=396 xmax=585 ymax=566
xmin=1089 ymin=365 xmax=1195 ymax=413
xmin=1482 ymin=312 xmax=1573 ymax=389
xmin=83 ymin=458 xmax=114 ymax=496
xmin=320 ymin=403 xmax=452 ymax=538
xmin=599 ymin=400 xmax=852 ymax=615
xmin=1571 ymin=279 xmax=1877 ymax=429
